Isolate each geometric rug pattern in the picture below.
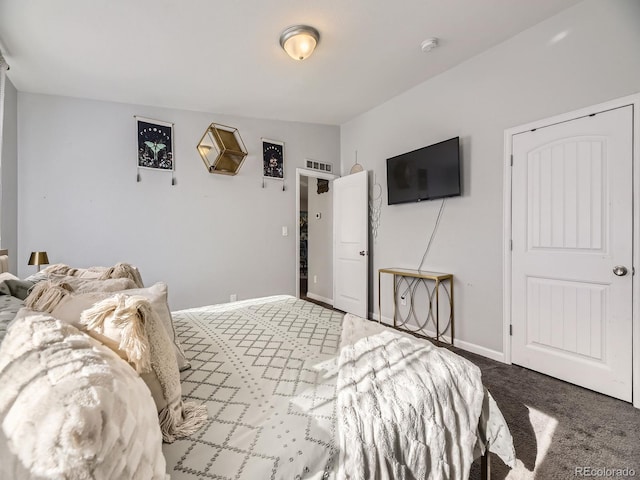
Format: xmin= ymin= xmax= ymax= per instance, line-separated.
xmin=162 ymin=296 xmax=343 ymax=480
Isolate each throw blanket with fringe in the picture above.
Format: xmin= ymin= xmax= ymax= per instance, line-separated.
xmin=43 ymin=262 xmax=144 ymax=288
xmin=336 ymin=314 xmax=484 ymax=480
xmin=24 ymin=262 xmax=145 ymax=313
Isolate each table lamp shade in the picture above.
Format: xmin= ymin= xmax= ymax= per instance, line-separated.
xmin=28 ymin=251 xmax=49 ymax=267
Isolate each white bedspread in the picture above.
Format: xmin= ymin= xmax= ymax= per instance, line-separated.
xmin=165 ymin=297 xmax=515 ymax=479
xmin=337 ymin=313 xmax=488 ymax=480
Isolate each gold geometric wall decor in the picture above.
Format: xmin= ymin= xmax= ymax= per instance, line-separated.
xmin=197 ymin=123 xmax=248 ymax=175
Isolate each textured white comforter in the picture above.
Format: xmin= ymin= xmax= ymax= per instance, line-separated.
xmin=337 ymin=313 xmax=490 ymax=480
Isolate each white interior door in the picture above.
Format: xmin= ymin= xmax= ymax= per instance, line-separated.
xmin=295 ymin=168 xmax=338 ymax=300
xmin=333 ymin=170 xmax=368 ymax=317
xmin=511 ymin=106 xmax=633 ymax=401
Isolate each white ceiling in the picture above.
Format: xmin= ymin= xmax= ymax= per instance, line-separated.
xmin=0 ymin=0 xmax=581 ymax=125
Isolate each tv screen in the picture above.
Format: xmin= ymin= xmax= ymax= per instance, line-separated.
xmin=386 ymin=136 xmax=461 ymax=205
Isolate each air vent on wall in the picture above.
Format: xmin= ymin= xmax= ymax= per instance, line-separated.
xmin=305 ymin=159 xmax=333 ymax=173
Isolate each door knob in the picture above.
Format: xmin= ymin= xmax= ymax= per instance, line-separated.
xmin=613 ymin=265 xmax=628 ymax=276
xmin=359 ymin=251 xmax=367 ymax=256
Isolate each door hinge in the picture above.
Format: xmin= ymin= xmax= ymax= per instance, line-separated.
xmin=510 ymin=154 xmax=513 ymax=167
xmin=510 ymin=239 xmax=513 ymax=251
xmin=509 ymin=324 xmax=513 ymax=336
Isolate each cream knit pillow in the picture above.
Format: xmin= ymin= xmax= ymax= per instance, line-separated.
xmin=0 ymin=308 xmax=168 ymax=480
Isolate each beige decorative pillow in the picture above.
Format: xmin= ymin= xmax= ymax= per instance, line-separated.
xmin=80 ymin=295 xmax=207 ymax=443
xmin=50 ymin=282 xmax=190 ymax=371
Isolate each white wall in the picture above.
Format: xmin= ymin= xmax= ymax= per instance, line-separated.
xmin=307 ymin=178 xmax=333 ymax=301
xmin=341 ymin=0 xmax=640 ymax=354
xmin=1 ymin=77 xmax=17 ymax=273
xmin=17 ymin=93 xmax=339 ymax=309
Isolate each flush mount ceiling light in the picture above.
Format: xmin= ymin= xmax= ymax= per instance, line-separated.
xmin=279 ymin=25 xmax=320 ymax=61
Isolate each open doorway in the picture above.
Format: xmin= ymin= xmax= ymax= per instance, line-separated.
xmin=295 ymin=168 xmax=338 ymax=303
xmin=299 ymin=176 xmax=309 ymax=297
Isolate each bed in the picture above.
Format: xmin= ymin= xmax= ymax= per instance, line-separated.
xmin=0 ymin=264 xmax=515 ymax=480
xmin=164 ymin=295 xmax=515 ymax=479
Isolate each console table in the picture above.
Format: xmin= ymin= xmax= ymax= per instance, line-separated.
xmin=378 ymin=268 xmax=454 ymax=344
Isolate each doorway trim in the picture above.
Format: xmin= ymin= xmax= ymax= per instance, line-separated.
xmin=503 ymin=92 xmax=640 ymax=408
xmin=295 ymin=168 xmax=339 ymax=299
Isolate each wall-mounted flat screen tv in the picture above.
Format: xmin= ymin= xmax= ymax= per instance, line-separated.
xmin=386 ymin=136 xmax=461 ymax=205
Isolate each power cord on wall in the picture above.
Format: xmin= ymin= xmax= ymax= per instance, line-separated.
xmin=400 ymin=198 xmax=447 ymax=300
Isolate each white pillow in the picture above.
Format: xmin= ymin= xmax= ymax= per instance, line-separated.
xmin=0 ymin=308 xmax=168 ymax=480
xmin=0 ymin=272 xmax=19 ymax=283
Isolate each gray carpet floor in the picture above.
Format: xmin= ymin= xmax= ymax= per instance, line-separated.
xmin=457 ymin=348 xmax=640 ymax=479
xmin=301 ymin=300 xmax=640 ymax=479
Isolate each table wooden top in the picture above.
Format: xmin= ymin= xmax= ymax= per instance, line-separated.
xmin=378 ymin=268 xmax=453 ymax=281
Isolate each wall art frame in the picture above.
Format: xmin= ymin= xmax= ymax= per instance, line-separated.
xmin=262 ymin=138 xmax=285 ymax=189
xmin=136 ymin=116 xmax=174 ymax=171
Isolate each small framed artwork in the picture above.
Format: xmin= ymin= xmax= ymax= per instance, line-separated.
xmin=262 ymin=139 xmax=284 ymax=180
xmin=136 ymin=116 xmax=174 ymax=171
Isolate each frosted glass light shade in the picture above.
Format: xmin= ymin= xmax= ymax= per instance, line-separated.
xmin=279 ymin=25 xmax=319 ymax=61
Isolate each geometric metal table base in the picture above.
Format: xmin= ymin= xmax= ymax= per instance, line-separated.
xmin=378 ymin=268 xmax=454 ymax=345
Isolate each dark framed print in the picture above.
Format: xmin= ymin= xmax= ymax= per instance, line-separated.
xmin=136 ymin=116 xmax=174 ymax=171
xmin=262 ymin=138 xmax=284 ymax=180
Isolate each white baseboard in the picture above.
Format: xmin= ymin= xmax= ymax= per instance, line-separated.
xmin=306 ymin=292 xmax=333 ymax=305
xmin=370 ymin=312 xmax=507 ymax=364
xmin=453 ymin=338 xmax=506 ymax=364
